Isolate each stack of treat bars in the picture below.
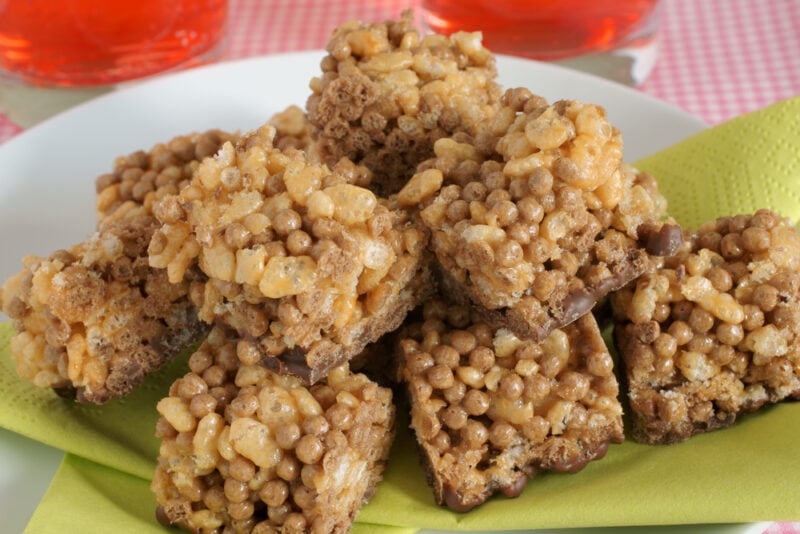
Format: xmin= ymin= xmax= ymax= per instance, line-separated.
xmin=2 ymin=12 xmax=799 ymax=534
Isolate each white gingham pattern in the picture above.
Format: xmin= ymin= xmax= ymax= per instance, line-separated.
xmin=640 ymin=0 xmax=800 ymax=124
xmin=1 ymin=0 xmax=799 ymax=144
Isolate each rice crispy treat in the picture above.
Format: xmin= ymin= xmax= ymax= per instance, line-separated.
xmin=397 ymin=299 xmax=624 ymax=512
xmin=152 ymin=326 xmax=395 ymax=534
xmin=611 ymin=210 xmax=800 ymax=444
xmin=405 ymin=91 xmax=682 ymax=342
xmin=149 ymin=124 xmax=433 ymax=384
xmin=0 ymin=131 xmax=234 ymax=403
xmin=306 ymin=10 xmax=503 ymax=196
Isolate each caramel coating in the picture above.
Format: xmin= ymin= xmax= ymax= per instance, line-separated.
xmin=612 ymin=210 xmax=800 ymax=444
xmin=152 ymin=326 xmax=395 ymax=534
xmin=397 ymin=300 xmax=624 ymax=511
xmin=1 ymin=131 xmax=233 ymax=402
xmin=149 ymin=125 xmax=433 ymax=384
xmin=306 ymin=9 xmax=502 ymax=196
xmin=412 ymin=92 xmax=677 ymax=342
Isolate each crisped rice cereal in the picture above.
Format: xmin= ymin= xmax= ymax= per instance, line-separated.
xmin=152 ymin=326 xmax=395 ymax=534
xmin=307 ymin=10 xmax=502 ymax=196
xmin=397 ymin=299 xmax=624 ymax=511
xmin=0 ymin=131 xmax=233 ymax=402
xmin=612 ymin=210 xmax=800 ymax=444
xmin=95 ymin=130 xmax=235 ymax=222
xmin=410 ymin=92 xmax=681 ymax=342
xmin=149 ymin=124 xmax=433 ymax=384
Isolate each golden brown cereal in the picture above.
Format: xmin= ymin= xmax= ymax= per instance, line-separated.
xmin=268 ymin=104 xmax=313 ymax=153
xmin=1 ymin=212 xmax=208 ymax=403
xmin=306 ymin=10 xmax=502 ymax=196
xmin=0 ymin=131 xmax=234 ymax=402
xmin=152 ymin=326 xmax=395 ymax=534
xmin=150 ymin=124 xmax=434 ymax=384
xmin=612 ymin=210 xmax=800 ymax=444
xmin=413 ymin=93 xmax=681 ymax=342
xmin=95 ymin=130 xmax=235 ymax=222
xmin=397 ymin=299 xmax=624 ymax=512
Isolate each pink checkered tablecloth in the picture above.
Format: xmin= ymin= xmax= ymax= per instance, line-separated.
xmin=1 ymin=0 xmax=798 ymax=146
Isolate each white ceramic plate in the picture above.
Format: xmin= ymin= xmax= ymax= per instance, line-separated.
xmin=1 ymin=51 xmax=762 ymax=534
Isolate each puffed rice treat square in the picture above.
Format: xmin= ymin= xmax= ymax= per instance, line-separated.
xmin=612 ymin=210 xmax=800 ymax=444
xmin=149 ymin=124 xmax=434 ymax=384
xmin=0 ymin=131 xmax=233 ymax=403
xmin=152 ymin=326 xmax=395 ymax=534
xmin=396 ymin=299 xmax=624 ymax=512
xmin=405 ymin=91 xmax=681 ymax=342
xmin=306 ymin=10 xmax=503 ymax=197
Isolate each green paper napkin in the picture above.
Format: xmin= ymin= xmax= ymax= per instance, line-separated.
xmin=635 ymin=96 xmax=800 ymax=229
xmin=2 ymin=96 xmax=800 ymax=533
xmin=26 ymin=454 xmax=411 ymax=534
xmin=0 ymin=324 xmax=184 ymax=482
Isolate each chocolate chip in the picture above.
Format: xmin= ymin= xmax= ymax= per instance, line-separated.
xmin=499 ymin=474 xmax=527 ymax=498
xmin=52 ymin=384 xmax=77 ymax=399
xmin=282 ymin=348 xmax=314 ymax=381
xmin=643 ymin=223 xmax=683 ymax=257
xmin=549 ymin=440 xmax=610 ymax=473
xmin=549 ymin=453 xmax=590 ymax=473
xmin=561 ymin=288 xmax=595 ymax=324
xmin=261 ymin=347 xmax=313 ymax=383
xmin=593 ymin=270 xmax=632 ymax=296
xmin=442 ymin=484 xmax=486 ymax=513
xmin=155 ymin=506 xmax=174 ymax=527
xmin=592 ymin=439 xmax=611 ymax=459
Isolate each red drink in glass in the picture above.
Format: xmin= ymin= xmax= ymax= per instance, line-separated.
xmin=0 ymin=0 xmax=227 ymax=87
xmin=420 ymin=0 xmax=660 ymax=60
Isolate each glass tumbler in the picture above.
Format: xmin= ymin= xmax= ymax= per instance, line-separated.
xmin=419 ymin=0 xmax=662 ymax=85
xmin=0 ymin=0 xmax=228 ymax=87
